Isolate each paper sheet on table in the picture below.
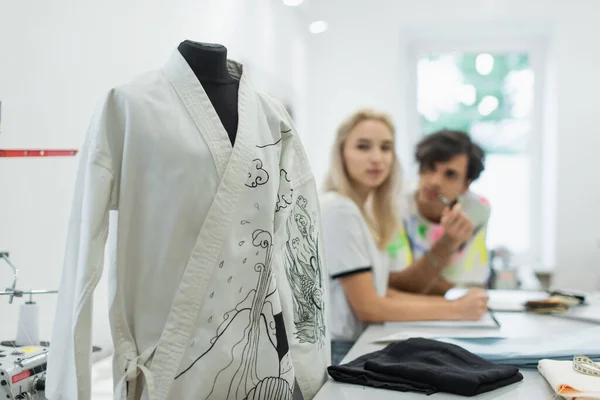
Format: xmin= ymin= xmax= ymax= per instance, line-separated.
xmin=445 ymin=289 xmax=549 ymax=312
xmin=554 ymin=303 xmax=600 ymax=324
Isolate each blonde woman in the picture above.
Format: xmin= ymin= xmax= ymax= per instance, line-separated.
xmin=321 ymin=109 xmax=488 ymax=364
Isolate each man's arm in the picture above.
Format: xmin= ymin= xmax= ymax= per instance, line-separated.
xmin=389 ymin=203 xmax=475 ymax=295
xmin=389 ymin=235 xmax=457 ymax=295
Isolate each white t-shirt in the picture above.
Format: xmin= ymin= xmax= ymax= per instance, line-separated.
xmin=320 ymin=191 xmax=392 ymax=341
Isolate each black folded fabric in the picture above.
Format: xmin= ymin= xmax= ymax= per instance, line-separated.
xmin=328 ymin=338 xmax=523 ymax=397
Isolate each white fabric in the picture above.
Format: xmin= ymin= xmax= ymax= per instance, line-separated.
xmin=46 ymin=50 xmax=329 ymax=400
xmin=320 ymin=192 xmax=392 ymax=341
xmin=538 ymin=359 xmax=600 ymax=399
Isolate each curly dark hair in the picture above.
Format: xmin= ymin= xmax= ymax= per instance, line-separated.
xmin=415 ymin=129 xmax=485 ymax=181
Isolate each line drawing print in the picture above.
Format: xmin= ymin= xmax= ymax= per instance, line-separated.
xmin=256 ymin=128 xmax=292 ymax=149
xmin=176 ymin=229 xmax=293 ymax=400
xmin=256 ymin=138 xmax=282 ymax=149
xmin=275 ymin=169 xmax=293 ymax=213
xmin=283 ymin=195 xmax=326 ymax=345
xmin=245 ymin=159 xmax=270 ymax=188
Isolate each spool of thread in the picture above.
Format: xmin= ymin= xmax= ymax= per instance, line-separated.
xmin=16 ymin=303 xmax=40 ymax=346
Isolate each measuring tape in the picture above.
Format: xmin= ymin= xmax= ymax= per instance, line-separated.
xmin=573 ymin=355 xmax=600 ymax=377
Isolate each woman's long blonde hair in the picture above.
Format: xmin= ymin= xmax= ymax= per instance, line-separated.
xmin=324 ymin=109 xmax=401 ymax=250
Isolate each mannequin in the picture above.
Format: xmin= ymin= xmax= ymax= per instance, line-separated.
xmin=47 ymin=44 xmax=329 ymax=400
xmin=178 ymin=40 xmax=239 ymax=145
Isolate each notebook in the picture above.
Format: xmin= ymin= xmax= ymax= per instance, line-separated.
xmin=384 ymin=311 xmax=500 ymax=330
xmin=375 ymin=312 xmax=503 ymax=343
xmin=445 ymin=289 xmax=549 ymax=312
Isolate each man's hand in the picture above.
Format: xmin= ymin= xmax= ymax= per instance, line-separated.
xmin=440 ymin=203 xmax=475 ymax=250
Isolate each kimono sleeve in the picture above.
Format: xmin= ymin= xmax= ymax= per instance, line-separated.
xmin=272 ymin=111 xmax=330 ymax=399
xmin=45 ymin=91 xmax=121 ymax=400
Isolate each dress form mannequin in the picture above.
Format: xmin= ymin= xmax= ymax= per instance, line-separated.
xmin=178 ymin=40 xmax=239 ymax=145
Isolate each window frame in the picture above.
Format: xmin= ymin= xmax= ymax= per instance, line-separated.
xmin=404 ymin=35 xmax=550 ymax=272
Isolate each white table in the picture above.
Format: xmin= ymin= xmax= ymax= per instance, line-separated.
xmin=315 ymin=311 xmax=599 ymax=399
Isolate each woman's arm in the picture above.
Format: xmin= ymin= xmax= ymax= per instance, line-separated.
xmin=339 ymin=270 xmax=486 ymax=323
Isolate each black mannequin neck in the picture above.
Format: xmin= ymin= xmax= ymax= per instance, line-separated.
xmin=177 ymin=40 xmax=235 ymax=84
xmin=177 ymin=40 xmax=239 ymax=146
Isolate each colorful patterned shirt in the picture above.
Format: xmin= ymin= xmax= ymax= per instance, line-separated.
xmin=387 ymin=191 xmax=491 ymax=286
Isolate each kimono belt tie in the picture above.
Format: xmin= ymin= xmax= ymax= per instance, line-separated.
xmin=117 ymin=344 xmax=157 ymax=400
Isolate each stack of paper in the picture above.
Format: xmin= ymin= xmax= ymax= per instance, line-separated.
xmin=553 ymin=293 xmax=600 ymax=324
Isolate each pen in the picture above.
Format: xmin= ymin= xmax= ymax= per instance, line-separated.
xmin=438 ymin=194 xmax=481 ymax=251
xmin=438 ymin=194 xmax=458 ymax=209
xmin=489 ymin=309 xmax=501 ymax=328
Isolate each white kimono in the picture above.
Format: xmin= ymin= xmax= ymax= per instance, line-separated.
xmin=45 ymin=50 xmax=330 ymax=400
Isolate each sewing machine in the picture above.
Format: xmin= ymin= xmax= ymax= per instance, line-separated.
xmin=1 ymin=252 xmax=56 ymax=400
xmin=1 ymin=252 xmax=103 ymax=398
xmin=0 ymin=341 xmax=48 ymax=400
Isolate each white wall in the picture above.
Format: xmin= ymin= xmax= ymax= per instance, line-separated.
xmin=0 ymin=0 xmax=308 ymax=347
xmin=305 ymin=0 xmax=600 ymax=290
xmin=2 ymin=0 xmax=599 ymax=352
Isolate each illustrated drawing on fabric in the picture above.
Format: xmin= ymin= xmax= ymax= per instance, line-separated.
xmin=283 ymin=195 xmax=326 ymax=346
xmin=255 ymin=129 xmax=290 ymax=149
xmin=256 ymin=137 xmax=283 ymax=149
xmin=275 ymin=169 xmax=293 ymax=213
xmin=176 ymin=228 xmax=294 ymax=400
xmin=245 ymin=158 xmax=269 ymax=188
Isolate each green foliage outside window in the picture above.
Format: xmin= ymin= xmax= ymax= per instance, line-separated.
xmin=418 ymin=53 xmax=531 ymax=155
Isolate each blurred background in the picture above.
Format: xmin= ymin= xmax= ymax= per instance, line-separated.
xmin=1 ymin=0 xmax=599 ymax=348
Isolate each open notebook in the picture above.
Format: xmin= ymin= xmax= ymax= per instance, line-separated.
xmin=374 ymin=312 xmax=504 ymax=343
xmin=384 ymin=311 xmax=501 ymax=329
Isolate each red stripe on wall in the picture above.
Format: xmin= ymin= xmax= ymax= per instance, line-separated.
xmin=0 ymin=149 xmax=78 ymax=157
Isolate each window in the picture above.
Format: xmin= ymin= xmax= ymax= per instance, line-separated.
xmin=412 ymin=46 xmax=545 ymax=269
